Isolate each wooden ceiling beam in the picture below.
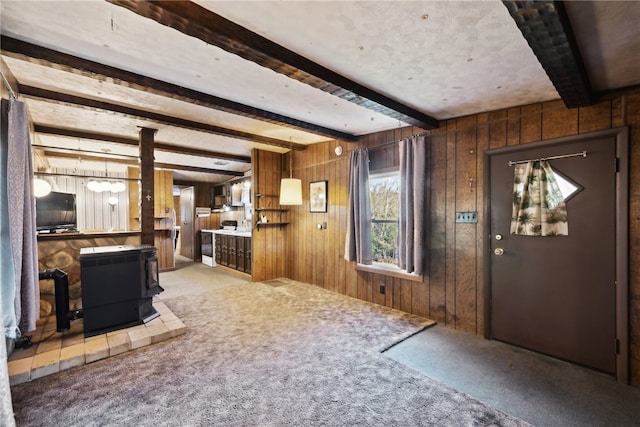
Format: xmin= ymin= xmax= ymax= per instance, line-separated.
xmin=21 ymin=85 xmax=307 ymax=151
xmin=42 ymin=150 xmax=244 ymax=176
xmin=1 ymin=35 xmax=355 ymax=142
xmin=107 ymin=0 xmax=439 ymax=129
xmin=502 ymin=1 xmax=593 ymax=108
xmin=34 ymin=124 xmax=252 ymax=163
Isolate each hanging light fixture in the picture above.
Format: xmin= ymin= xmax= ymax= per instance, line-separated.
xmin=279 ymin=141 xmax=302 ymax=205
xmin=108 ymin=196 xmax=118 ymax=207
xmin=33 ymin=177 xmax=52 ymax=198
xmin=87 ymin=150 xmax=126 ymax=193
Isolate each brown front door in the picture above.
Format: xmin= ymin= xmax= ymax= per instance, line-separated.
xmin=488 ymin=133 xmax=618 ymax=374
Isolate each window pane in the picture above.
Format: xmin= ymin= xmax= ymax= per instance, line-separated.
xmin=372 ymin=222 xmax=398 ymax=265
xmin=553 ymin=169 xmax=583 ymax=202
xmin=370 ymin=175 xmax=400 ymax=220
xmin=370 ymin=174 xmax=400 ymax=265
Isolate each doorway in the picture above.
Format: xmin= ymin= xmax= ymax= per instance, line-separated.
xmin=484 ymin=127 xmax=629 ymax=382
xmin=179 ymin=186 xmax=195 ymax=260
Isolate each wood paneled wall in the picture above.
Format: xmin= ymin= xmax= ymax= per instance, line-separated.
xmin=251 ymin=149 xmax=287 ymax=281
xmin=277 ymin=93 xmax=640 ymax=385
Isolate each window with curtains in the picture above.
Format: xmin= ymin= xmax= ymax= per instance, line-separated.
xmin=370 ymin=171 xmax=400 ymax=266
xmin=344 ymin=135 xmax=426 ymax=280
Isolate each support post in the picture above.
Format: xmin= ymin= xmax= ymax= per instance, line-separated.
xmin=139 ymin=127 xmax=157 ymax=245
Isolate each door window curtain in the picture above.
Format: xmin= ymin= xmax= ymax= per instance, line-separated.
xmin=344 ymin=149 xmax=372 ymax=265
xmin=1 ymin=98 xmax=40 ymax=340
xmin=510 ymin=160 xmax=568 ymax=236
xmin=398 ymin=135 xmax=427 ymax=275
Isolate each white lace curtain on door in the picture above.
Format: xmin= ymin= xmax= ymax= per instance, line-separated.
xmin=510 ymin=160 xmax=568 ymax=236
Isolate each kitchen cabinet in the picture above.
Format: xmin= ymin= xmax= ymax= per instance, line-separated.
xmin=211 ymin=177 xmax=251 ymax=209
xmin=211 ymin=231 xmax=251 ymax=275
xmin=212 ymin=185 xmax=227 ymax=209
xmin=242 ymin=236 xmax=251 ymax=274
xmin=228 ymin=235 xmax=237 ymax=270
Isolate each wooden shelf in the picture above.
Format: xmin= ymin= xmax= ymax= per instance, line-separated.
xmin=255 ymin=222 xmax=289 ymax=230
xmin=255 ymin=208 xmax=288 ymax=212
xmin=256 ymin=193 xmax=287 ymax=229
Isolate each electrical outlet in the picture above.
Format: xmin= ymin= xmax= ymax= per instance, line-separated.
xmin=456 ymin=211 xmax=478 ymax=223
xmin=379 ymin=284 xmax=385 ymax=294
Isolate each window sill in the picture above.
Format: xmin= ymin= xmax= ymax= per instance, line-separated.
xmin=355 ymin=263 xmax=423 ymax=282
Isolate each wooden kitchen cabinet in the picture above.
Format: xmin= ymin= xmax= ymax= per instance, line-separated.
xmin=212 ymin=233 xmax=251 ymax=275
xmin=242 ymin=236 xmax=252 ymax=275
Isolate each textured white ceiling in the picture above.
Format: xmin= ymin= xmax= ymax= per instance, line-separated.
xmin=1 ymin=0 xmax=638 ymax=184
xmin=201 ymin=0 xmax=559 ymax=118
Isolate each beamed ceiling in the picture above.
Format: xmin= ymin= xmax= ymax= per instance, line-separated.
xmin=1 ymin=1 xmax=638 ymax=184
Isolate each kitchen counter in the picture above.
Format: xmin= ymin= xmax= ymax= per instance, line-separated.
xmin=201 ymin=229 xmax=252 ymax=275
xmin=201 ymin=229 xmax=252 ymax=238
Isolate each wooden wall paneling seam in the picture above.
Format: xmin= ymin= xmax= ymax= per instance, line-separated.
xmin=445 ymin=120 xmax=458 ymax=327
xmin=321 ymin=163 xmax=328 ymax=289
xmin=328 ymin=155 xmax=338 ymax=292
xmin=356 ymin=270 xmax=366 ymax=301
xmin=454 ymin=116 xmax=479 ymax=333
xmin=400 ymin=279 xmax=415 ymax=314
xmin=338 ymin=155 xmax=348 ymax=296
xmin=612 ymin=96 xmax=624 ymax=128
xmin=520 ymin=103 xmax=543 ymax=144
xmin=302 ymin=162 xmax=310 ymax=285
xmin=489 ymin=110 xmax=508 ymax=150
xmin=542 ymin=100 xmax=579 ymax=140
xmin=253 ymin=149 xmax=267 ymax=281
xmin=475 ymin=114 xmax=490 ymax=335
xmin=625 ymin=92 xmax=640 ymax=385
xmin=428 ymin=131 xmax=448 ymax=323
xmin=507 ymin=107 xmax=521 ymax=146
xmin=313 ymin=161 xmax=323 ymax=288
xmin=328 ymin=151 xmax=337 ymax=294
xmin=578 ymin=100 xmax=613 ymax=134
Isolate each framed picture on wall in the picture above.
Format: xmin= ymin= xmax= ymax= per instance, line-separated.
xmin=310 ymin=181 xmax=327 ymax=213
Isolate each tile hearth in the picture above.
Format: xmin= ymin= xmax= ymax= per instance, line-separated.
xmin=7 ymin=301 xmax=185 ymax=386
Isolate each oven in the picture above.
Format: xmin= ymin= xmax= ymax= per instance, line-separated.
xmin=201 ymin=230 xmax=215 ymax=267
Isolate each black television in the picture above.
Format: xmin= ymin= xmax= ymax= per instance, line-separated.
xmin=36 ymin=191 xmax=77 ymax=232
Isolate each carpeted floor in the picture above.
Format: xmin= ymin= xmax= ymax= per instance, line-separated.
xmin=10 ymin=263 xmax=529 ymax=426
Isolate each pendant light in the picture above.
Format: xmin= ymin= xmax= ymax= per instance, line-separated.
xmin=88 ymin=150 xmax=126 ymax=193
xmin=279 ymin=141 xmax=302 ymax=205
xmin=33 ymin=177 xmax=52 ymax=198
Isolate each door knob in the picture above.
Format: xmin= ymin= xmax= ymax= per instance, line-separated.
xmin=494 ymin=248 xmax=504 ymax=256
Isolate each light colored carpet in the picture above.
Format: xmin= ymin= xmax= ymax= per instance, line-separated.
xmin=10 ymin=264 xmax=529 ymax=426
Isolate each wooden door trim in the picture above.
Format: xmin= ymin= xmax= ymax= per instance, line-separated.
xmin=482 ymin=126 xmax=629 ymax=383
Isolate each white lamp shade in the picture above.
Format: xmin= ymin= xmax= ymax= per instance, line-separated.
xmin=33 ymin=178 xmax=52 ymax=198
xmin=279 ymin=178 xmax=302 ymax=205
xmin=87 ymin=180 xmax=103 ymax=192
xmin=110 ymin=181 xmax=126 ymax=193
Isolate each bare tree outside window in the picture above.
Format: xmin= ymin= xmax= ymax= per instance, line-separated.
xmin=370 ymin=173 xmax=400 ymax=266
